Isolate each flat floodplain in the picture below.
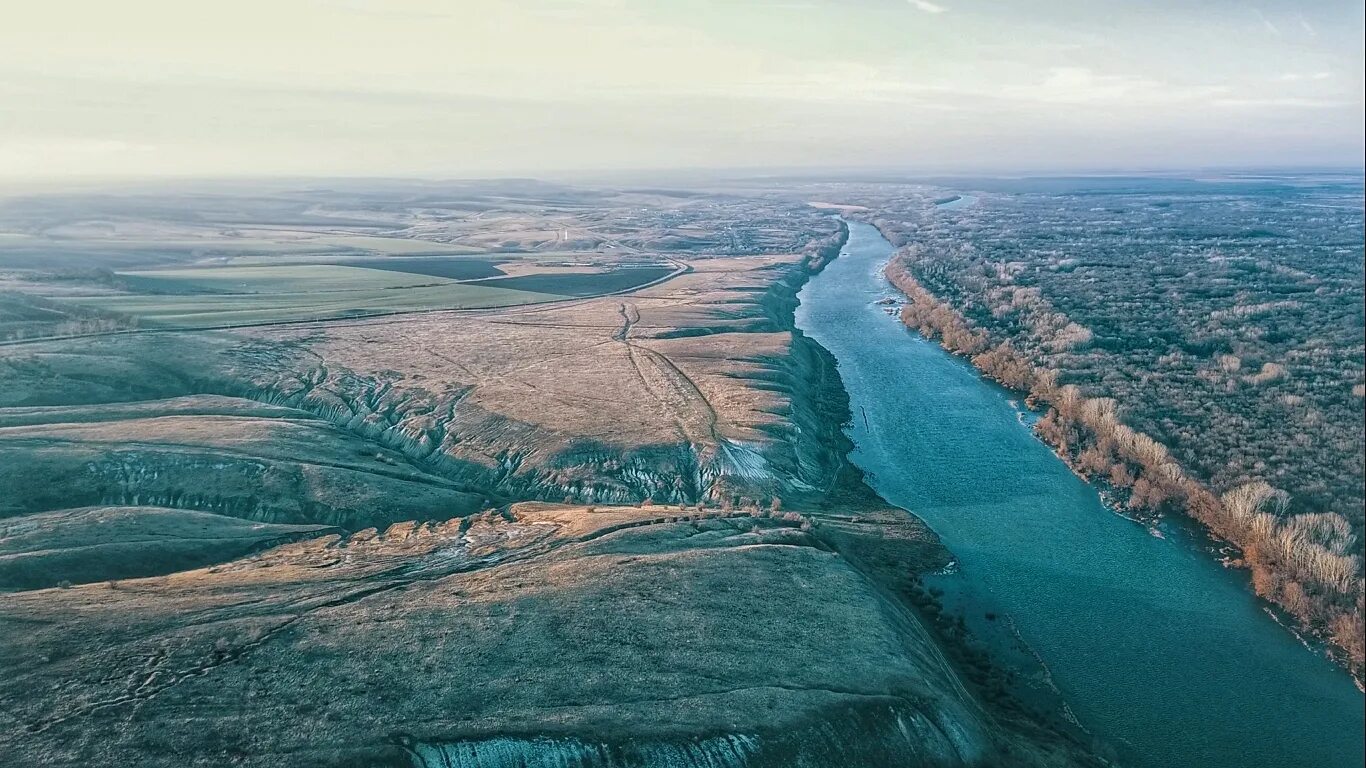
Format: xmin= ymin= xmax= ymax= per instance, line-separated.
xmin=463 ymin=265 xmax=676 ymax=296
xmin=43 ymin=257 xmax=683 ymax=330
xmin=59 ymin=279 xmax=561 ymax=329
xmin=333 ymin=257 xmax=508 ymax=280
xmin=117 ymin=264 xmax=463 ymax=294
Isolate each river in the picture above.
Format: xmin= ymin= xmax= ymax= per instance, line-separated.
xmin=793 ymin=220 xmax=1365 ymax=768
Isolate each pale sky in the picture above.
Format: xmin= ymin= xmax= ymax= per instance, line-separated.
xmin=2 ymin=0 xmax=1363 ymax=180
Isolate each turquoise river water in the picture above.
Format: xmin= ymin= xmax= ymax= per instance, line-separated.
xmin=793 ymin=220 xmax=1365 ymax=768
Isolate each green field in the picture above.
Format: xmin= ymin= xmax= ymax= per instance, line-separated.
xmin=61 ymin=283 xmax=560 ymax=328
xmin=465 ymin=266 xmax=675 ymax=296
xmin=36 ymin=255 xmax=684 ymax=332
xmin=120 ymin=264 xmax=457 ymax=294
xmin=54 ymin=263 xmax=564 ymax=329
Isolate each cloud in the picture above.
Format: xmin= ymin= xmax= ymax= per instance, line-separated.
xmin=1009 ymin=67 xmax=1226 ymax=106
xmin=1273 ymin=72 xmax=1333 ymax=83
xmin=907 ymin=0 xmax=947 ymax=14
xmin=0 ymin=137 xmax=157 ymax=175
xmin=710 ymin=62 xmax=960 ymax=106
xmin=1253 ymin=9 xmax=1281 ymax=36
xmin=1214 ymin=97 xmax=1350 ymax=109
xmin=312 ymin=0 xmax=451 ymax=18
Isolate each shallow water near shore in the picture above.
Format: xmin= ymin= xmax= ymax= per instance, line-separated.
xmin=794 ymin=219 xmax=1365 ymax=768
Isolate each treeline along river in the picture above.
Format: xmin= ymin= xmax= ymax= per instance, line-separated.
xmin=793 ymin=219 xmax=1365 ymax=768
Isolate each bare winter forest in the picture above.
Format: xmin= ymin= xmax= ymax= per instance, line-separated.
xmin=854 ymin=175 xmax=1364 ymax=677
